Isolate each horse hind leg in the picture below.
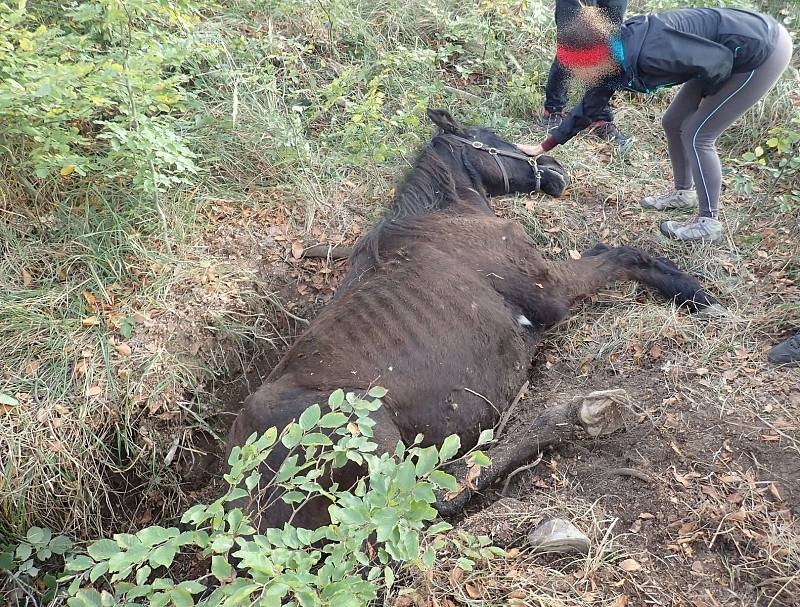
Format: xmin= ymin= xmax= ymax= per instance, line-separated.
xmin=617 ymin=247 xmax=721 ymax=312
xmin=434 ymin=390 xmax=626 ymax=517
xmin=559 ymin=244 xmax=720 ymax=313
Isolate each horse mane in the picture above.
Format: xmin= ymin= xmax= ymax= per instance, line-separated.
xmin=348 ymin=138 xmax=466 ymax=268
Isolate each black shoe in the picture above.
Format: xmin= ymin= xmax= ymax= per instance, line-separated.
xmin=539 ymin=110 xmax=564 ymax=130
xmin=768 ymin=332 xmax=800 ymax=366
xmin=592 ymin=121 xmax=633 ymax=150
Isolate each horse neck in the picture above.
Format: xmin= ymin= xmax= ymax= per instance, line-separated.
xmin=336 ymin=142 xmax=491 ymax=295
xmin=391 ymin=144 xmax=488 ymax=218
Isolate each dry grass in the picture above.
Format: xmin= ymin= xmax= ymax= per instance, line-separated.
xmin=1 ymin=0 xmax=798 ymax=604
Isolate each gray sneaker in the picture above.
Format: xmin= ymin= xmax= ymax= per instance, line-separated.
xmin=660 ymin=216 xmax=723 ymax=242
xmin=641 ymin=189 xmax=698 ymax=211
xmin=768 ymin=332 xmax=800 ymax=366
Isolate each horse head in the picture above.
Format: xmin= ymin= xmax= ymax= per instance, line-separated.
xmin=426 ymin=108 xmax=568 ymax=198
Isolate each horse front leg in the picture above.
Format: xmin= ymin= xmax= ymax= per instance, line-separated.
xmin=555 ymin=244 xmax=721 ymax=313
xmin=433 ymin=389 xmax=626 ymax=517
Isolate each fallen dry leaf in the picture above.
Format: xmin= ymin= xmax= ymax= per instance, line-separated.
xmin=670 ymin=441 xmax=684 ymax=457
xmin=506 ymin=548 xmax=521 ymax=559
xmin=74 ymin=360 xmax=88 ymax=377
xmin=25 ymin=361 xmax=40 ymax=376
xmin=612 ymin=595 xmax=629 ymax=607
xmin=115 ymin=343 xmax=132 ymax=357
xmin=82 ymin=316 xmax=101 ymax=327
xmin=464 ymin=582 xmax=482 ymax=599
xmin=291 ymin=241 xmax=304 ymax=259
xmin=726 ymin=492 xmax=744 ymax=505
xmin=727 ymin=510 xmax=747 ymax=523
xmin=673 ymin=469 xmax=701 ymax=488
xmin=464 ymin=462 xmax=481 ymax=490
xmin=679 ymin=521 xmax=697 ymax=535
xmin=86 ymin=385 xmax=102 ymax=397
xmin=649 ymin=344 xmax=663 ymax=359
xmin=569 ymin=249 xmax=582 ymax=260
xmin=448 ymin=566 xmax=464 ymax=586
xmin=22 ymin=269 xmax=32 ymax=287
xmin=619 ymin=558 xmax=641 ymax=572
xmin=768 ymin=483 xmax=783 ymax=502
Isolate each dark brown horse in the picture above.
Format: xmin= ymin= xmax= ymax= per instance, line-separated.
xmin=227 ymin=109 xmax=719 ymax=530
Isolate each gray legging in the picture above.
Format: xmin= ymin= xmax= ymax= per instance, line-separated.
xmin=661 ymin=24 xmax=793 ymax=218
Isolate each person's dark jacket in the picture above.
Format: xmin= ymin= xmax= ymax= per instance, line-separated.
xmin=544 ymin=8 xmax=781 ymax=149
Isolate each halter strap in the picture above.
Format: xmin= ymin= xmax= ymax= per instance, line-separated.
xmin=444 ymin=135 xmax=543 ymax=194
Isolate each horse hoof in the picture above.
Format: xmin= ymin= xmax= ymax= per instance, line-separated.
xmin=528 ymin=518 xmax=590 ymax=555
xmin=576 ymin=389 xmax=627 ymax=438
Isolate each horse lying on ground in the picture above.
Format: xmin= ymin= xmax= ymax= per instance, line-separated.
xmin=227 ymin=109 xmax=721 ymax=530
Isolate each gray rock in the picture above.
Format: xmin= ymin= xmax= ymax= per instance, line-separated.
xmin=527 ymin=518 xmax=590 ymax=554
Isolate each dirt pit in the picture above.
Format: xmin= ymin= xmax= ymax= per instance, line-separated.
xmin=129 ymin=197 xmax=798 ymax=607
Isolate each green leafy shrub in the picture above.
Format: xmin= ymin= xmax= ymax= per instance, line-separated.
xmin=0 ymin=0 xmax=215 ymax=197
xmin=742 ymin=112 xmax=800 ymax=212
xmin=3 ymin=389 xmax=499 ymax=606
xmin=1 ymin=526 xmax=73 ymax=603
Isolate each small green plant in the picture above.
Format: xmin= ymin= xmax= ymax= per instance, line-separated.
xmin=6 ymin=388 xmax=497 ymax=606
xmin=1 ymin=526 xmax=73 ymax=603
xmin=742 ymin=112 xmax=800 ymax=211
xmin=0 ymin=0 xmax=214 ymax=197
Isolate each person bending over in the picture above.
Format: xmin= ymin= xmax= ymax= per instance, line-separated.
xmin=519 ymin=6 xmax=792 ymax=243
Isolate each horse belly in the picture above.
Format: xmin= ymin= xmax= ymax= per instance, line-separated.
xmin=280 ymin=276 xmax=535 ymax=451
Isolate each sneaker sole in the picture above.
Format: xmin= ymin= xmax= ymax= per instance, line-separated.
xmin=659 ymin=223 xmax=722 ymax=242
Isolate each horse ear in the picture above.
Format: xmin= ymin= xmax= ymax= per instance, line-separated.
xmin=426 ymin=108 xmax=468 ymax=136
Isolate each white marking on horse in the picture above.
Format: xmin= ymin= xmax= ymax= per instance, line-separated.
xmin=517 ymin=314 xmax=533 ymax=327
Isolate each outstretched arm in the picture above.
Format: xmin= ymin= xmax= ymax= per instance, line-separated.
xmin=546 ymin=84 xmax=616 ymax=149
xmin=519 ymin=84 xmax=616 ymax=155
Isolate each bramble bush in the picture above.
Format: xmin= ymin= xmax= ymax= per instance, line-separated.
xmin=1 ymin=389 xmax=501 ymax=606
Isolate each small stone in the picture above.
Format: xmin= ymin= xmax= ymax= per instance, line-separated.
xmin=527 ymin=518 xmax=590 ymax=554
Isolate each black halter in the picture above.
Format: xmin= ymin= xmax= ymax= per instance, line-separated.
xmin=445 ymin=134 xmax=543 ymax=194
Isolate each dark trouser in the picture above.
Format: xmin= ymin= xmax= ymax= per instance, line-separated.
xmin=544 ymin=0 xmax=628 ymax=118
xmin=661 ymin=25 xmax=792 ymax=218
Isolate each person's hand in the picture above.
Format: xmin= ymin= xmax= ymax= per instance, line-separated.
xmin=516 ymin=143 xmax=545 ymax=156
